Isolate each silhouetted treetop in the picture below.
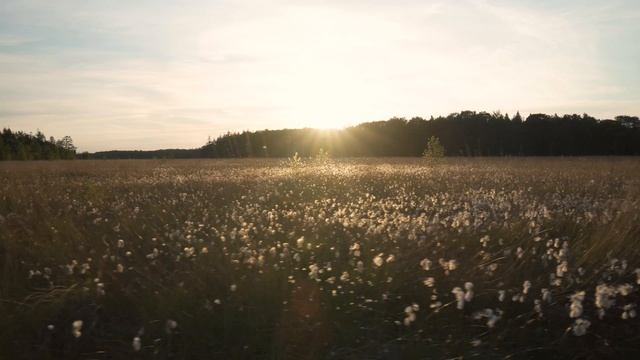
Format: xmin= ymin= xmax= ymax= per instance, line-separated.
xmin=202 ymin=111 xmax=640 ymax=158
xmin=0 ymin=129 xmax=76 ymax=160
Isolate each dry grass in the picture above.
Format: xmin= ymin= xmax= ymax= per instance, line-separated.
xmin=1 ymin=158 xmax=639 ymax=359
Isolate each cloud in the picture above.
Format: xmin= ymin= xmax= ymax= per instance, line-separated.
xmin=0 ymin=0 xmax=638 ymax=151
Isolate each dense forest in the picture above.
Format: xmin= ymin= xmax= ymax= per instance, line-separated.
xmin=201 ymin=111 xmax=640 ymax=158
xmin=5 ymin=111 xmax=640 ymax=160
xmin=92 ymin=149 xmax=202 ymax=159
xmin=0 ymin=129 xmax=76 ymax=160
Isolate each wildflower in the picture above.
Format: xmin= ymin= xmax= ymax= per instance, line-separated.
xmin=146 ymin=248 xmax=159 ymax=260
xmin=296 ymin=236 xmax=305 ymax=248
xmin=165 ymin=320 xmax=178 ymax=334
xmin=447 ymin=259 xmax=458 ymax=271
xmin=452 ymin=287 xmax=465 ymax=310
xmin=473 ymin=308 xmax=502 ymax=328
xmin=117 ymin=239 xmax=125 ymax=248
xmin=617 ymin=283 xmax=633 ymax=296
xmin=569 ymin=291 xmax=585 ymax=318
xmin=423 ymin=277 xmax=435 ymax=287
xmin=522 ymin=280 xmax=532 ymax=295
xmin=420 ymin=258 xmax=432 ymax=271
xmin=96 ymin=282 xmax=105 ymax=296
xmin=373 ymin=254 xmax=384 ymax=267
xmin=541 ymin=288 xmax=551 ymax=303
xmin=556 ymin=261 xmax=568 ymax=277
xmin=479 ymin=235 xmax=490 ymax=247
xmin=350 ymin=243 xmax=361 ymax=257
xmin=403 ymin=303 xmax=419 ymax=326
xmin=72 ymin=320 xmax=83 ymax=338
xmin=80 ymin=263 xmax=90 ymax=274
xmin=464 ymin=282 xmax=474 ymax=302
xmin=47 ymin=324 xmax=55 ymax=331
xmin=534 ymin=299 xmax=543 ymax=317
xmin=595 ymin=284 xmax=616 ymax=317
xmin=132 ymin=336 xmax=142 ymax=351
xmin=115 ymin=263 xmax=124 ymax=273
xmin=571 ymin=318 xmax=590 ymax=336
xmin=622 ymin=304 xmax=636 ymax=320
xmin=230 ymin=284 xmax=237 ymax=292
xmin=308 ymin=264 xmax=319 ymax=280
xmin=498 ymin=290 xmax=506 ymax=302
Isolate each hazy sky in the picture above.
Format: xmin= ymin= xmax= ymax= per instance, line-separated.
xmin=1 ymin=0 xmax=639 ymax=151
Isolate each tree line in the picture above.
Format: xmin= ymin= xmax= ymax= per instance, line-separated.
xmin=201 ymin=112 xmax=640 ymax=158
xmin=5 ymin=111 xmax=639 ymax=160
xmin=0 ymin=128 xmax=76 ymax=160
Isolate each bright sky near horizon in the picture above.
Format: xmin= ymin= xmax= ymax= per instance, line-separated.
xmin=1 ymin=0 xmax=639 ymax=152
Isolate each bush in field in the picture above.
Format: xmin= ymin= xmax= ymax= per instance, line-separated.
xmin=285 ymin=151 xmax=304 ymax=168
xmin=423 ymin=136 xmax=445 ymax=161
xmin=313 ymin=148 xmax=331 ymax=165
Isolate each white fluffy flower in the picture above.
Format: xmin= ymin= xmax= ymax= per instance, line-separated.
xmin=464 ymin=282 xmax=474 ymax=302
xmin=373 ymin=254 xmax=384 ymax=267
xmin=571 ymin=318 xmax=591 ymax=336
xmin=71 ymin=320 xmax=83 ymax=338
xmin=569 ymin=291 xmax=585 ymax=318
xmin=452 ymin=287 xmax=465 ymax=310
xmin=498 ymin=290 xmax=506 ymax=302
xmin=132 ymin=336 xmax=142 ymax=351
xmin=420 ymin=258 xmax=432 ymax=271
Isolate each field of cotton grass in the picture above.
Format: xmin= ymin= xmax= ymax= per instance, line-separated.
xmin=1 ymin=158 xmax=640 ymax=359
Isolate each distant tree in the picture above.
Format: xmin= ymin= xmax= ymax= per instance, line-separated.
xmin=616 ymin=115 xmax=640 ymax=129
xmin=512 ymin=111 xmax=523 ymax=124
xmin=57 ymin=136 xmax=76 ymax=152
xmin=54 ymin=109 xmax=640 ymax=160
xmin=0 ymin=129 xmax=78 ymax=161
xmin=423 ymin=136 xmax=445 ymax=161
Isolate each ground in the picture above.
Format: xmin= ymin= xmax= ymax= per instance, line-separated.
xmin=1 ymin=158 xmax=640 ymax=359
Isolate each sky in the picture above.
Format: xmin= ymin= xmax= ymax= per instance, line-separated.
xmin=0 ymin=0 xmax=639 ymax=152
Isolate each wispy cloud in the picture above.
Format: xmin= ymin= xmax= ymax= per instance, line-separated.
xmin=0 ymin=0 xmax=638 ymax=151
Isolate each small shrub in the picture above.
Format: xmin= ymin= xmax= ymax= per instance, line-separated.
xmin=313 ymin=148 xmax=331 ymax=165
xmin=286 ymin=152 xmax=304 ymax=168
xmin=423 ymin=136 xmax=445 ymax=161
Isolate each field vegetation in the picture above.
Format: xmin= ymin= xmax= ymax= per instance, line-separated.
xmin=1 ymin=158 xmax=639 ymax=359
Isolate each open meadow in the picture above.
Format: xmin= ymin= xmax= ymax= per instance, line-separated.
xmin=1 ymin=158 xmax=640 ymax=359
